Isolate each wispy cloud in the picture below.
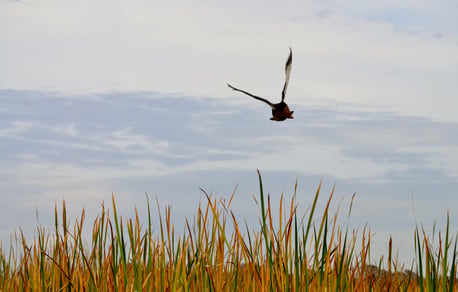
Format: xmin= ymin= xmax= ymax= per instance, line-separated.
xmin=2 ymin=89 xmax=457 ymax=176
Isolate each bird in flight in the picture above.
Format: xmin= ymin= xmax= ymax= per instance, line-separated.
xmin=227 ymin=47 xmax=294 ymax=121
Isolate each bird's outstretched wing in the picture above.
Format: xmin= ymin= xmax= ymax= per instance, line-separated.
xmin=227 ymin=83 xmax=275 ymax=109
xmin=281 ymin=47 xmax=293 ymax=102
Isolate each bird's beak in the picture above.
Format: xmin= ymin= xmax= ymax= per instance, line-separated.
xmin=289 ymin=111 xmax=294 ymax=119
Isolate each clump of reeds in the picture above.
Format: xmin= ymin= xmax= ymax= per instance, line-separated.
xmin=0 ymin=170 xmax=456 ymax=290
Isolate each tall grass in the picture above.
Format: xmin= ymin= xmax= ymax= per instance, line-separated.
xmin=0 ymin=170 xmax=456 ymax=290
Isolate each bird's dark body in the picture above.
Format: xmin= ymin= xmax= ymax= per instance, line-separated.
xmin=271 ymin=102 xmax=294 ymax=121
xmin=227 ymin=48 xmax=294 ymax=122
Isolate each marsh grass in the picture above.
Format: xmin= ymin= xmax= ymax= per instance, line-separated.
xmin=0 ymin=170 xmax=457 ymax=290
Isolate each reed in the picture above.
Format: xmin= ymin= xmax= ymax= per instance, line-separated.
xmin=0 ymin=170 xmax=456 ymax=290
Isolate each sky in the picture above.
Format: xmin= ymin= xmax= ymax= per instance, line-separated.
xmin=1 ymin=0 xmax=458 ymax=266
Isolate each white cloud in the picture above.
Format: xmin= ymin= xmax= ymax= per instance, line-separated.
xmin=106 ymin=129 xmax=170 ymax=154
xmin=1 ymin=1 xmax=457 ymax=121
xmin=0 ymin=121 xmax=78 ymax=137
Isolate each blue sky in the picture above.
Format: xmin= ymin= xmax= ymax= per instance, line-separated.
xmin=1 ymin=0 xmax=458 ymax=265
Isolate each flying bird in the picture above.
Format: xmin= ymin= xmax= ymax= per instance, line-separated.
xmin=227 ymin=48 xmax=294 ymax=121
